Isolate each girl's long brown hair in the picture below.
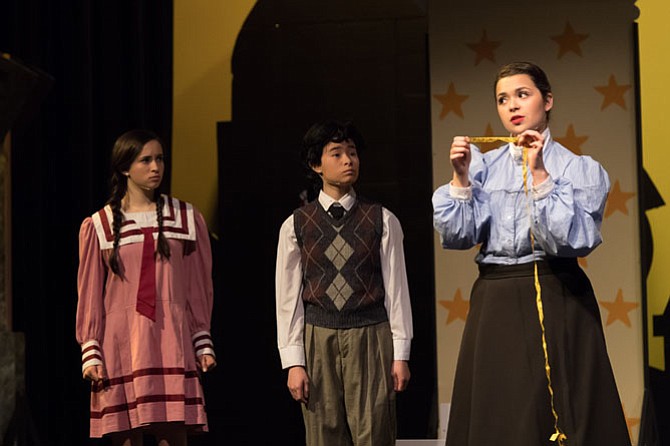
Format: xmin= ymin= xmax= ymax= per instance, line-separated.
xmin=107 ymin=129 xmax=171 ymax=276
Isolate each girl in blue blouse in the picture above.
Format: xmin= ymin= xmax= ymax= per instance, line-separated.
xmin=432 ymin=61 xmax=631 ymax=446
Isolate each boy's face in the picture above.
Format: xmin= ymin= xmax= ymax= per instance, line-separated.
xmin=311 ymin=138 xmax=359 ymax=195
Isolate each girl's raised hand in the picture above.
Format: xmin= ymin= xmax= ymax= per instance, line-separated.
xmin=450 ymin=136 xmax=471 ymax=187
xmin=517 ymin=129 xmax=548 ymax=184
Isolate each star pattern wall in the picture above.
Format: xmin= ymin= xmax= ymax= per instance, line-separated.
xmin=438 ymin=288 xmax=469 ymax=324
xmin=554 ymin=124 xmax=588 ymax=155
xmin=605 ymin=179 xmax=636 ymax=218
xmin=466 ymin=29 xmax=500 ymax=66
xmin=551 ymin=22 xmax=589 ymax=58
xmin=433 ymin=82 xmax=468 ymax=119
xmin=599 ymin=289 xmax=640 ymax=327
xmin=595 ymin=75 xmax=632 ymax=110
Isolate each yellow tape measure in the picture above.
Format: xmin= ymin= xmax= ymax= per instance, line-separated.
xmin=468 ymin=136 xmax=519 ymax=153
xmin=521 ymin=148 xmax=567 ymax=445
xmin=465 ymin=135 xmax=566 ymax=443
xmin=468 ymin=136 xmax=517 ymax=143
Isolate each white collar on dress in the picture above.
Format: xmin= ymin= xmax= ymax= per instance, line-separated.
xmin=91 ymin=194 xmax=196 ymax=249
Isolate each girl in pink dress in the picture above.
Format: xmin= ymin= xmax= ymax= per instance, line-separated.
xmin=76 ymin=129 xmax=216 ymax=445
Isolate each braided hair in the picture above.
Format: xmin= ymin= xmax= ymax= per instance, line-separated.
xmin=107 ymin=129 xmax=171 ymax=276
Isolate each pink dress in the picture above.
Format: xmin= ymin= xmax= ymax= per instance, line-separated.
xmin=76 ymin=196 xmax=215 ymax=438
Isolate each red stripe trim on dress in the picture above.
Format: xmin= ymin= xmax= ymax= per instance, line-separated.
xmin=97 ymin=209 xmax=144 ymax=243
xmin=164 ymin=197 xmax=176 ymax=222
xmin=92 ymin=368 xmax=200 ymax=392
xmin=98 ymin=209 xmax=113 ymax=243
xmin=157 ymin=199 xmax=189 ymax=235
xmin=90 ymin=396 xmax=204 ymax=418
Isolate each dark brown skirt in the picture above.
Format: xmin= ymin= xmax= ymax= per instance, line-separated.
xmin=445 ymin=258 xmax=631 ymax=446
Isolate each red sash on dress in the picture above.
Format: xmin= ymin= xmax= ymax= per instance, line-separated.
xmin=135 ymin=228 xmax=157 ymax=321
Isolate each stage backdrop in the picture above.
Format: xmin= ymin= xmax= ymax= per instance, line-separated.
xmin=428 ymin=0 xmax=645 ymax=442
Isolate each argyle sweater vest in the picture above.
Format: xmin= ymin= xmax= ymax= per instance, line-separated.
xmin=293 ymin=198 xmax=387 ymax=329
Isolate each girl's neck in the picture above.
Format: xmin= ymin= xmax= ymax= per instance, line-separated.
xmin=123 ymin=188 xmax=157 ymax=213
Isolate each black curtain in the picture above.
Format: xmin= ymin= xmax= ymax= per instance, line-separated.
xmin=1 ymin=1 xmax=173 ymax=444
xmin=217 ymin=1 xmax=437 ymax=444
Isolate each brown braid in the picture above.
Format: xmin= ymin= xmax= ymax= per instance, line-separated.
xmin=108 ymin=173 xmax=126 ymax=276
xmin=155 ymin=194 xmax=171 ymax=260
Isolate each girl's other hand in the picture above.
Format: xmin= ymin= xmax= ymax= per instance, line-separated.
xmin=450 ymin=136 xmax=471 ymax=187
xmin=517 ymin=129 xmax=548 ymax=183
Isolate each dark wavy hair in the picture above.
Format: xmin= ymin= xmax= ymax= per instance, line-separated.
xmin=107 ymin=129 xmax=171 ymax=276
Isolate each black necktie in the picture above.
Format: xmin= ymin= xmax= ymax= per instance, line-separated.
xmin=329 ymin=203 xmax=345 ymax=220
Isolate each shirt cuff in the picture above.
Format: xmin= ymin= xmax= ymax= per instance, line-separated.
xmin=531 ymin=174 xmax=554 ymax=200
xmin=279 ymin=345 xmax=306 ymax=369
xmin=81 ymin=340 xmax=103 ymax=374
xmin=448 ymin=182 xmax=472 ymax=200
xmin=192 ymin=331 xmax=216 ymax=358
xmin=393 ymin=339 xmax=412 ymax=361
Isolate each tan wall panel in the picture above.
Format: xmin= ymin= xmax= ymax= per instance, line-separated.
xmin=172 ymin=0 xmax=256 ymax=230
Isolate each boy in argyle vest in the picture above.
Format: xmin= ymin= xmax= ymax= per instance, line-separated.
xmin=275 ymin=119 xmax=413 ymax=446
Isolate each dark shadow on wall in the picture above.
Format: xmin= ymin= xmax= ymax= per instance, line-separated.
xmin=211 ymin=1 xmax=438 ymax=444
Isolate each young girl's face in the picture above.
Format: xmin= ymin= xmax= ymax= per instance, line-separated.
xmin=125 ymin=139 xmax=164 ymax=192
xmin=495 ymin=73 xmax=552 ymax=136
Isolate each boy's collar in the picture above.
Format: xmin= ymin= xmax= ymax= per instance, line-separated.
xmin=318 ymin=189 xmax=357 ymax=211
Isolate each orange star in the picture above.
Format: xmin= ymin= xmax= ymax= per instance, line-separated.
xmin=438 ymin=288 xmax=470 ymax=324
xmin=604 ymin=179 xmax=636 ymax=218
xmin=594 ymin=75 xmax=631 ymax=110
xmin=550 ymin=22 xmax=588 ymax=58
xmin=434 ymin=82 xmax=469 ymax=119
xmin=554 ymin=124 xmax=587 ymax=155
xmin=599 ymin=288 xmax=639 ymax=327
xmin=466 ymin=29 xmax=501 ymax=66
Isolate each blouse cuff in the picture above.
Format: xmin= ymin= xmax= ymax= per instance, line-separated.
xmin=192 ymin=330 xmax=216 ymax=358
xmin=81 ymin=340 xmax=103 ymax=374
xmin=448 ymin=182 xmax=472 ymax=200
xmin=531 ymin=174 xmax=554 ymax=200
